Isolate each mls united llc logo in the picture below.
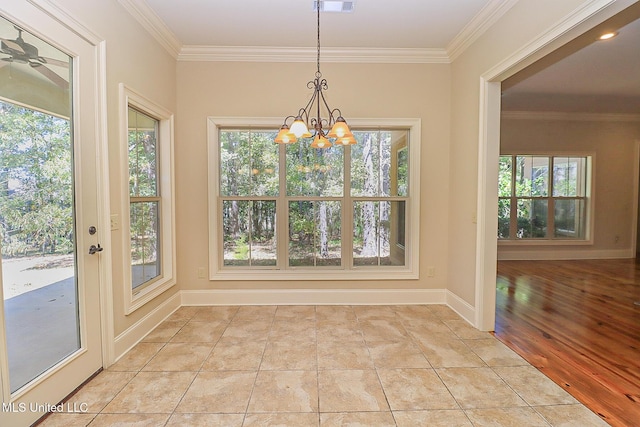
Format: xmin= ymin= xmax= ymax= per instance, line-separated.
xmin=2 ymin=401 xmax=89 ymax=413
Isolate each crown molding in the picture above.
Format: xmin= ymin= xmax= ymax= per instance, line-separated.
xmin=502 ymin=110 xmax=640 ymax=122
xmin=117 ymin=0 xmax=181 ymax=59
xmin=118 ymin=0 xmax=515 ymax=64
xmin=178 ymin=46 xmax=449 ymax=64
xmin=447 ymin=0 xmax=520 ymax=61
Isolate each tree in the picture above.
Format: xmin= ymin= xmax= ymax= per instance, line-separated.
xmin=0 ymin=101 xmax=74 ymax=256
xmin=360 ymin=133 xmax=377 ymax=257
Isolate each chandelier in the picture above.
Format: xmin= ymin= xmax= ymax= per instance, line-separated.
xmin=275 ymin=1 xmax=355 ymax=148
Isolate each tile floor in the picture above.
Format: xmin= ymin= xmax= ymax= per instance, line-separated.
xmin=41 ymin=305 xmax=609 ymax=426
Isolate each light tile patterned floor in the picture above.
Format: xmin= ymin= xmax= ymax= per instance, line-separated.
xmin=41 ymin=305 xmax=609 ymax=426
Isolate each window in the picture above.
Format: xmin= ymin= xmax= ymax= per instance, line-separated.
xmin=498 ymin=154 xmax=591 ymax=241
xmin=209 ymin=118 xmax=420 ymax=280
xmin=121 ymin=85 xmax=175 ymax=312
xmin=128 ymin=107 xmax=161 ymax=288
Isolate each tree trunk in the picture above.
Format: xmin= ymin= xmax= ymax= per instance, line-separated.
xmin=231 ymin=200 xmax=240 ymax=237
xmin=362 ymin=134 xmax=377 ymax=257
xmin=319 ymin=202 xmax=328 ymax=257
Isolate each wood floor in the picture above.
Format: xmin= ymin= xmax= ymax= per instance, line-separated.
xmin=494 ymin=259 xmax=640 ymax=427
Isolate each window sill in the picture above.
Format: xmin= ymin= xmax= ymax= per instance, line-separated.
xmin=210 ymin=267 xmax=419 ymax=281
xmin=125 ymin=276 xmax=176 ymax=315
xmin=498 ymin=238 xmax=593 ymax=246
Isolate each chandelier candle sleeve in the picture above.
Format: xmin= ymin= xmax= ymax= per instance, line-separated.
xmin=275 ymin=1 xmax=353 ymax=148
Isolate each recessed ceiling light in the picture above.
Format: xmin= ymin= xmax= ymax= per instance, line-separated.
xmin=598 ymin=31 xmax=618 ymax=40
xmin=313 ymin=1 xmax=355 ymax=13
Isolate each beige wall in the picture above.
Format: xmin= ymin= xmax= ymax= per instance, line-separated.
xmin=447 ymin=0 xmax=637 ymax=306
xmin=499 ymin=116 xmax=640 ymax=258
xmin=175 ymin=61 xmax=451 ymax=291
xmin=55 ymin=0 xmax=178 ymax=336
xmin=11 ymin=0 xmax=638 ymax=342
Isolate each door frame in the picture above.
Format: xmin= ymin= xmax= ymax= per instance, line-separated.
xmin=0 ymin=0 xmax=112 ymax=418
xmin=475 ymin=0 xmax=639 ymax=331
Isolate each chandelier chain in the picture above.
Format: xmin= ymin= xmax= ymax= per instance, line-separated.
xmin=274 ymin=0 xmax=354 ymax=148
xmin=316 ymin=0 xmax=321 ymax=77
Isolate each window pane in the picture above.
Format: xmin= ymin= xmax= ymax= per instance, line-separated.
xmin=1 ymin=100 xmax=79 ymax=392
xmin=515 ymin=156 xmax=548 ymax=197
xmin=286 ymin=143 xmax=343 ymax=197
xmin=353 ymin=201 xmax=379 ymax=266
xmin=387 ymin=201 xmax=406 ymax=265
xmin=128 ymin=107 xmax=158 ymax=197
xmin=220 ymin=131 xmax=250 ymax=196
xmin=516 ymin=198 xmax=547 ymax=238
xmin=555 ymin=199 xmax=585 ymax=239
xmin=223 ymin=200 xmax=250 ymax=266
xmin=351 ymin=131 xmax=380 ymax=197
xmin=130 ymin=201 xmax=160 ymax=288
xmin=353 ymin=201 xmax=405 ymax=266
xmin=222 ymin=200 xmax=276 ymax=266
xmin=250 ymin=132 xmax=279 ymax=196
xmin=396 ymin=146 xmax=408 ymax=197
xmin=498 ymin=198 xmax=510 ymax=239
xmin=553 ymin=157 xmax=586 ymax=197
xmin=250 ymin=201 xmax=277 ymax=265
xmin=498 ymin=156 xmax=512 ymax=197
xmin=352 ymin=131 xmax=398 ymax=197
xmin=288 ymin=201 xmax=341 ymax=266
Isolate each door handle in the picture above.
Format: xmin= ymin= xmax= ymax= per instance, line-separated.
xmin=88 ymin=244 xmax=103 ymax=255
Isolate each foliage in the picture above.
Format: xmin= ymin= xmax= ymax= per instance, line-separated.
xmin=128 ymin=108 xmax=161 ymax=275
xmin=499 ymin=155 xmax=585 ymax=239
xmin=219 ymin=129 xmax=406 ymax=266
xmin=0 ymin=101 xmax=74 ymax=256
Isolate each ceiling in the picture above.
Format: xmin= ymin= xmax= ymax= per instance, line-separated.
xmin=2 ymin=0 xmax=638 ymax=114
xmin=143 ymin=0 xmax=493 ymax=50
xmin=135 ymin=0 xmax=640 ymax=115
xmin=502 ymin=3 xmax=640 ymax=114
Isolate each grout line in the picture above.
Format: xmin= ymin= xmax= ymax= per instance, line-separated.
xmin=43 ymin=304 xmax=608 ymax=426
xmin=241 ymin=306 xmax=277 ymax=421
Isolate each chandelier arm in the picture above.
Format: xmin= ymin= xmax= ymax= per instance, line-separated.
xmin=316 ymin=83 xmax=323 ymax=133
xmin=318 ymin=86 xmax=338 ymax=127
xmin=299 ymin=84 xmax=319 ymax=125
xmin=329 ymin=109 xmax=347 ymax=131
xmin=281 ymin=115 xmax=297 ymax=126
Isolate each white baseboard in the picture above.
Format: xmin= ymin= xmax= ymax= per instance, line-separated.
xmin=112 ymin=291 xmax=181 ymax=364
xmin=181 ymin=288 xmax=447 ymax=306
xmin=498 ymin=248 xmax=633 ymax=260
xmin=446 ymin=290 xmax=476 ymax=326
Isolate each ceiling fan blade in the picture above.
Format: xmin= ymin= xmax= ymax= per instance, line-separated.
xmin=1 ymin=38 xmax=25 ymax=54
xmin=31 ymin=63 xmax=69 ymax=90
xmin=40 ymin=56 xmax=69 ymax=68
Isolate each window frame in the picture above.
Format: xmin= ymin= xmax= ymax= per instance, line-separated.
xmin=498 ymin=151 xmax=594 ymax=245
xmin=120 ymin=84 xmax=176 ymax=313
xmin=207 ymin=117 xmax=421 ymax=281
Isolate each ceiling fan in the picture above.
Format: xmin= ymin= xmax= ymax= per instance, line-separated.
xmin=1 ymin=26 xmax=69 ymax=90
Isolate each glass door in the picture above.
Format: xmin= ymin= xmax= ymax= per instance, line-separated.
xmin=0 ymin=4 xmax=103 ymax=426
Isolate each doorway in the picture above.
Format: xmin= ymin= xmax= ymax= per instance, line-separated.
xmin=0 ymin=4 xmax=106 ymax=426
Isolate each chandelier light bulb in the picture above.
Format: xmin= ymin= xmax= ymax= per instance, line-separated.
xmin=311 ymin=133 xmax=332 ymax=149
xmin=275 ymin=125 xmax=297 ymax=144
xmin=290 ymin=117 xmax=310 ymax=138
xmin=328 ymin=116 xmax=350 ymax=138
